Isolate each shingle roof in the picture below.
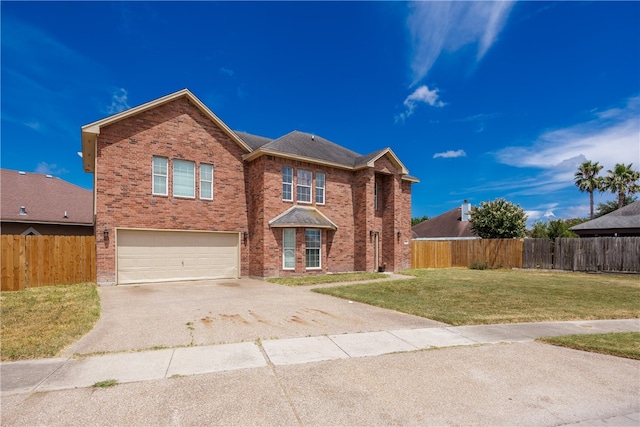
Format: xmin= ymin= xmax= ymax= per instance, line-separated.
xmin=571 ymin=201 xmax=640 ymax=232
xmin=236 ymin=130 xmax=411 ymax=176
xmin=411 ymin=207 xmax=477 ymax=239
xmin=1 ymin=169 xmax=93 ymax=225
xmin=268 ymin=206 xmax=337 ymax=230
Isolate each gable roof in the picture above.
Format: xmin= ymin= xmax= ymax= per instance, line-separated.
xmin=239 ymin=130 xmax=412 ymax=177
xmin=411 ymin=206 xmax=477 ymax=239
xmin=1 ymin=169 xmax=93 ymax=226
xmin=570 ymin=201 xmax=640 ymax=235
xmin=268 ymin=205 xmax=338 ymax=230
xmin=81 ymin=89 xmax=417 ymax=181
xmin=81 ymin=89 xmax=252 ymax=173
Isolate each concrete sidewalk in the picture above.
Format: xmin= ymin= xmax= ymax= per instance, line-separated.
xmin=2 ymin=318 xmax=638 ymax=396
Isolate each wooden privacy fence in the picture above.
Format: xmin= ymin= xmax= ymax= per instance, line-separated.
xmin=554 ymin=237 xmax=640 ymax=273
xmin=412 ymin=239 xmax=524 ymax=269
xmin=412 ymin=237 xmax=640 ymax=273
xmin=1 ymin=235 xmax=96 ymax=291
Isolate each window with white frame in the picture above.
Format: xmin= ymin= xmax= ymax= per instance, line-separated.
xmin=305 ymin=229 xmax=321 ymax=269
xmin=173 ymin=160 xmax=195 ymax=198
xmin=297 ymin=169 xmax=312 ymax=203
xmin=283 ymin=229 xmax=296 ymax=270
xmin=152 ymin=156 xmax=168 ymax=196
xmin=200 ymin=163 xmax=213 ymax=200
xmin=316 ymin=172 xmax=325 ymax=204
xmin=282 ymin=167 xmax=293 ymax=201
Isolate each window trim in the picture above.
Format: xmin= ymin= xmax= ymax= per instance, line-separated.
xmin=297 ymin=169 xmax=312 ymax=204
xmin=305 ymin=229 xmax=321 ymax=270
xmin=173 ymin=159 xmax=196 ymax=199
xmin=315 ymin=172 xmax=325 ymax=205
xmin=200 ymin=163 xmax=214 ymax=200
xmin=283 ymin=228 xmax=296 ymax=270
xmin=282 ymin=166 xmax=293 ymax=202
xmin=152 ymin=156 xmax=168 ymax=196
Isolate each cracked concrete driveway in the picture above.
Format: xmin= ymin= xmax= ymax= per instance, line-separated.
xmin=67 ymin=278 xmax=445 ymax=355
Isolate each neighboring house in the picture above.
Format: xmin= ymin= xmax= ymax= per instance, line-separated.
xmin=411 ymin=200 xmax=478 ymax=240
xmin=81 ymin=89 xmax=418 ymax=285
xmin=1 ymin=169 xmax=93 ymax=236
xmin=570 ymin=201 xmax=640 ymax=237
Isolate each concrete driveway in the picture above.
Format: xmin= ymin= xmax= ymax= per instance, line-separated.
xmin=67 ymin=277 xmax=445 ymax=355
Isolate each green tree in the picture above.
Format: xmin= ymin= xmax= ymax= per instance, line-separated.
xmin=574 ymin=160 xmax=603 ymax=219
xmin=529 ymin=221 xmax=549 ymax=239
xmin=546 ymin=219 xmax=578 ymax=240
xmin=529 ymin=219 xmax=583 ymax=240
xmin=602 ymin=163 xmax=640 ymax=209
xmin=595 ymin=195 xmax=638 ymax=218
xmin=411 ymin=215 xmax=429 ymax=226
xmin=469 ymin=198 xmax=527 ymax=238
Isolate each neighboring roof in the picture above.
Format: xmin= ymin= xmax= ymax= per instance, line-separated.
xmin=233 ymin=131 xmax=273 ymax=150
xmin=411 ymin=206 xmax=477 ymax=239
xmin=1 ymin=169 xmax=93 ymax=226
xmin=268 ymin=206 xmax=338 ymax=230
xmin=570 ymin=201 xmax=640 ymax=235
xmin=81 ymin=89 xmax=252 ymax=173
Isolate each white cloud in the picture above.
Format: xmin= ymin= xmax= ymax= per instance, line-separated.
xmin=219 ymin=67 xmax=235 ymax=77
xmin=470 ymin=96 xmax=640 ymax=200
xmin=24 ymin=120 xmax=41 ymax=131
xmin=395 ymin=85 xmax=444 ymax=122
xmin=106 ymin=88 xmax=130 ymax=114
xmin=407 ymin=1 xmax=515 ymax=84
xmin=35 ymin=162 xmax=68 ymax=176
xmin=434 ymin=149 xmax=467 ymax=159
xmin=495 ymin=96 xmax=640 ymax=173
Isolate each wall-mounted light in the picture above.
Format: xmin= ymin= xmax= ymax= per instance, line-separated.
xmin=103 ymin=228 xmax=109 ymax=240
xmin=370 ymin=230 xmax=374 ymax=238
xmin=243 ymin=231 xmax=248 ymax=242
xmin=397 ymin=231 xmax=402 ymax=238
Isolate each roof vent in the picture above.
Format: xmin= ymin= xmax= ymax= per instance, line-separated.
xmin=311 ymin=135 xmax=315 ymax=140
xmin=46 ymin=174 xmax=53 ymax=178
xmin=64 ymin=211 xmax=68 ymax=218
xmin=19 ymin=171 xmax=26 ymax=175
xmin=19 ymin=206 xmax=27 ymax=216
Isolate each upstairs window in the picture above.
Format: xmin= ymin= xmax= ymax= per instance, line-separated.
xmin=173 ymin=160 xmax=195 ymax=198
xmin=316 ymin=172 xmax=325 ymax=205
xmin=374 ymin=182 xmax=378 ymax=211
xmin=200 ymin=163 xmax=213 ymax=200
xmin=282 ymin=167 xmax=293 ymax=201
xmin=297 ymin=169 xmax=312 ymax=203
xmin=152 ymin=156 xmax=168 ymax=196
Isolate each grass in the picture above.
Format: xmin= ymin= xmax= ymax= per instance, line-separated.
xmin=313 ymin=268 xmax=640 ymax=326
xmin=266 ymin=272 xmax=387 ymax=286
xmin=92 ymin=379 xmax=118 ymax=388
xmin=539 ymin=332 xmax=640 ymax=360
xmin=1 ymin=283 xmax=100 ymax=361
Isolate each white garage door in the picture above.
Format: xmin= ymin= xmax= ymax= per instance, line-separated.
xmin=117 ymin=229 xmax=239 ymax=284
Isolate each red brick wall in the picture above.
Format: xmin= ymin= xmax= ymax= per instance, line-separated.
xmin=94 ymin=97 xmax=249 ymax=284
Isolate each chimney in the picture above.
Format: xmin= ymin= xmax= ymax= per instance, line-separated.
xmin=461 ymin=200 xmax=471 ymax=222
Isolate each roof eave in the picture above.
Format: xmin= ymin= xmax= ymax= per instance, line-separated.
xmin=243 ymin=148 xmax=354 ymax=170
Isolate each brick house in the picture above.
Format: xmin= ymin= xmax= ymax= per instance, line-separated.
xmin=81 ymin=89 xmax=418 ymax=285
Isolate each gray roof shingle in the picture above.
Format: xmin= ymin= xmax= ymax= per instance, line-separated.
xmin=571 ymin=201 xmax=640 ymax=232
xmin=268 ymin=206 xmax=337 ymax=230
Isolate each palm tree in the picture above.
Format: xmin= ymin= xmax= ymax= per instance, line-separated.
xmin=574 ymin=160 xmax=603 ymax=219
xmin=602 ymin=163 xmax=640 ymax=209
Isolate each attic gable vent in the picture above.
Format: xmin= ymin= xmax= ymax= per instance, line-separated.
xmin=19 ymin=206 xmax=27 ymax=216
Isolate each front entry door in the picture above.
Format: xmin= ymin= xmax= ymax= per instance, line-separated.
xmin=374 ymin=233 xmax=379 ymax=271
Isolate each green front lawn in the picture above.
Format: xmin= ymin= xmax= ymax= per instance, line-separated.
xmin=539 ymin=332 xmax=640 ymax=360
xmin=266 ymin=272 xmax=387 ymax=286
xmin=1 ymin=284 xmax=100 ymax=361
xmin=313 ymin=269 xmax=640 ymax=326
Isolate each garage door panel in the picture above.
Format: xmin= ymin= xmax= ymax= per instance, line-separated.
xmin=117 ymin=230 xmax=239 ymax=284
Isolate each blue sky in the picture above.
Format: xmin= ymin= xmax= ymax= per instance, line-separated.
xmin=2 ymin=1 xmax=639 ymax=224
